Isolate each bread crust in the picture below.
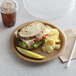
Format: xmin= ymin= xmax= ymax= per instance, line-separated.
xmin=17 ymin=21 xmax=45 ymax=40
xmin=17 ymin=31 xmax=36 ymax=40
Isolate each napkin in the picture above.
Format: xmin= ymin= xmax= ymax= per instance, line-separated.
xmin=59 ymin=29 xmax=76 ymax=62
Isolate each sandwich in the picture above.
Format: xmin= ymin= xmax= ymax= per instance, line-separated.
xmin=15 ymin=21 xmax=49 ymax=50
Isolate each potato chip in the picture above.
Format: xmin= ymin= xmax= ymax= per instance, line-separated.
xmin=42 ymin=25 xmax=61 ymax=54
xmin=53 ymin=44 xmax=60 ymax=50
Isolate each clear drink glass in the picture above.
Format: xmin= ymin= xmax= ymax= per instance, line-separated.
xmin=0 ymin=0 xmax=18 ymax=28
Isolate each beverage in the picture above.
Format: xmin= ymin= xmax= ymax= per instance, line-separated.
xmin=0 ymin=0 xmax=18 ymax=28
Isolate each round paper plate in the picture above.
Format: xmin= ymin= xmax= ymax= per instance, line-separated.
xmin=10 ymin=21 xmax=66 ymax=63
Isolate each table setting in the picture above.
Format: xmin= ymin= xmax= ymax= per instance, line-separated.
xmin=0 ymin=0 xmax=76 ymax=76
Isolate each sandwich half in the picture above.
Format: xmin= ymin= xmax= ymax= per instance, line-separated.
xmin=15 ymin=21 xmax=49 ymax=50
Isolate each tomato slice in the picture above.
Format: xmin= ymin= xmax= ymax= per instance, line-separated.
xmin=29 ymin=34 xmax=48 ymax=46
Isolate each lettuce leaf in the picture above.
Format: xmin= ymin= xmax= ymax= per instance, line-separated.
xmin=18 ymin=39 xmax=44 ymax=49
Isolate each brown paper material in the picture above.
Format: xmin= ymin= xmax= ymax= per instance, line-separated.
xmin=59 ymin=29 xmax=76 ymax=62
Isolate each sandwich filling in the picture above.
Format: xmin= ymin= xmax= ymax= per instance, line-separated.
xmin=20 ymin=30 xmax=48 ymax=46
xmin=16 ymin=21 xmax=50 ymax=49
xmin=18 ymin=29 xmax=48 ymax=49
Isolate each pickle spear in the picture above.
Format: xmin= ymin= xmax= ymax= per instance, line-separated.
xmin=16 ymin=47 xmax=45 ymax=59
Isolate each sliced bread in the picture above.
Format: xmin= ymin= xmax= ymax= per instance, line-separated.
xmin=17 ymin=21 xmax=45 ymax=40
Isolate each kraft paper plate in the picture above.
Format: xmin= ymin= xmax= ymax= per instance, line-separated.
xmin=10 ymin=21 xmax=66 ymax=63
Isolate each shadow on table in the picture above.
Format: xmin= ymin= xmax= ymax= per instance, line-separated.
xmin=15 ymin=56 xmax=56 ymax=68
xmin=0 ymin=21 xmax=8 ymax=33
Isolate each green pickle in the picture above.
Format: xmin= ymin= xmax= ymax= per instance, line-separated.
xmin=16 ymin=47 xmax=45 ymax=59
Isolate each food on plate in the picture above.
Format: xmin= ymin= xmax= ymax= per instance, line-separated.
xmin=53 ymin=44 xmax=61 ymax=50
xmin=15 ymin=21 xmax=48 ymax=50
xmin=42 ymin=43 xmax=54 ymax=53
xmin=42 ymin=25 xmax=61 ymax=53
xmin=15 ymin=21 xmax=61 ymax=55
xmin=16 ymin=47 xmax=45 ymax=59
